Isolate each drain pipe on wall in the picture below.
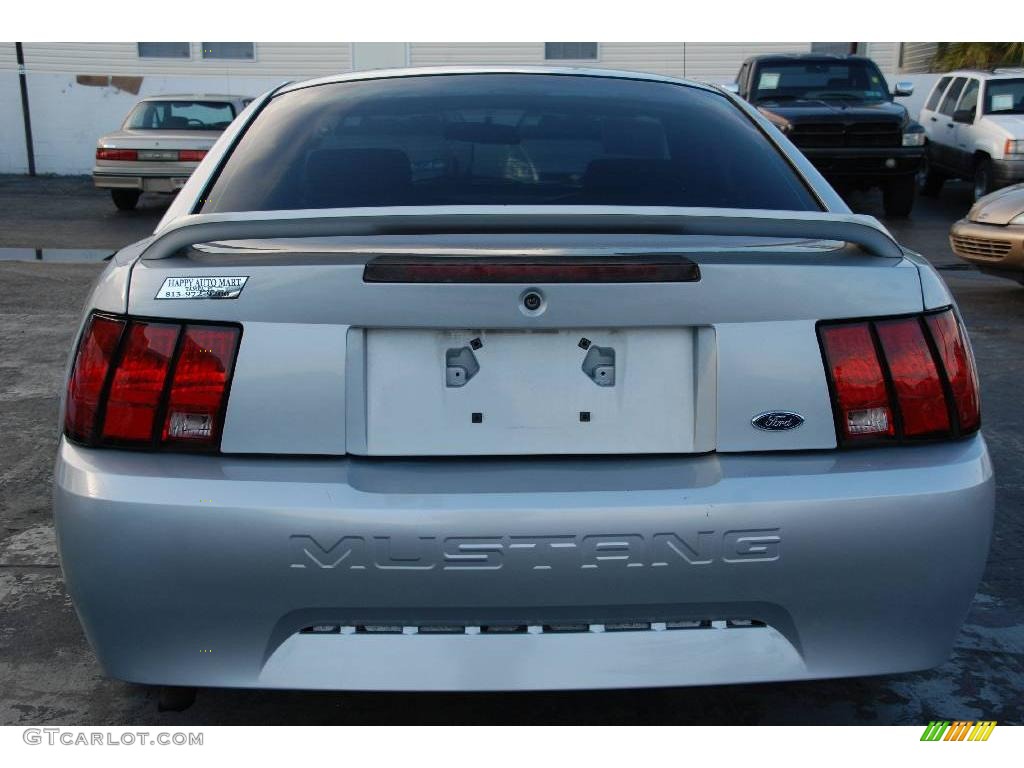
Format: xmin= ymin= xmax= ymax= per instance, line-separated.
xmin=15 ymin=43 xmax=36 ymax=176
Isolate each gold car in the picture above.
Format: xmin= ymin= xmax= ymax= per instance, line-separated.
xmin=950 ymin=183 xmax=1024 ymax=283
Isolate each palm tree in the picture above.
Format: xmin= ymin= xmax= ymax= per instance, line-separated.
xmin=934 ymin=43 xmax=1024 ymax=70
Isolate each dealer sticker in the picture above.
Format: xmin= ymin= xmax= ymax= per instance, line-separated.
xmin=155 ymin=275 xmax=249 ymax=300
xmin=991 ymin=94 xmax=1014 ymax=112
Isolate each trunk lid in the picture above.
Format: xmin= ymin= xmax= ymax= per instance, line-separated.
xmin=126 ymin=230 xmax=924 ymax=456
xmin=98 ymin=128 xmax=222 ymax=151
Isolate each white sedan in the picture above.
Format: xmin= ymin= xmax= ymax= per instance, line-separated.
xmin=92 ymin=94 xmax=251 ymax=210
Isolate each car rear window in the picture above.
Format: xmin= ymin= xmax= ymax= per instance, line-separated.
xmin=125 ymin=100 xmax=236 ymax=131
xmin=200 ymin=74 xmax=820 ymax=213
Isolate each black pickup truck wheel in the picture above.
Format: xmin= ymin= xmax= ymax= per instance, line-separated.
xmin=883 ymin=175 xmax=916 ymax=218
xmin=918 ymin=157 xmax=945 ymax=197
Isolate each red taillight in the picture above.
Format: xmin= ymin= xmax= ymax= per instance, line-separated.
xmin=875 ymin=318 xmax=950 ymax=438
xmin=162 ymin=326 xmax=240 ymax=445
xmin=96 ymin=148 xmax=138 ymax=161
xmin=926 ymin=311 xmax=981 ymax=433
xmin=64 ymin=314 xmax=240 ymax=452
xmin=177 ymin=149 xmax=208 ymax=162
xmin=65 ymin=315 xmax=125 ymax=441
xmin=819 ymin=323 xmax=894 ymax=441
xmin=101 ymin=322 xmax=179 ymax=442
xmin=819 ymin=308 xmax=980 ymax=446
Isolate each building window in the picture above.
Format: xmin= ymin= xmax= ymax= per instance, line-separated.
xmin=202 ymin=43 xmax=255 ymax=60
xmin=544 ymin=43 xmax=598 ymax=61
xmin=137 ymin=42 xmax=191 ymax=59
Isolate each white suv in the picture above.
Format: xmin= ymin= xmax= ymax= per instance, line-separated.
xmin=919 ymin=69 xmax=1024 ymax=200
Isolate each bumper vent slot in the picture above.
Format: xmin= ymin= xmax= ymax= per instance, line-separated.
xmin=357 ymin=624 xmax=403 ymax=634
xmin=666 ymin=619 xmax=712 ymax=630
xmin=605 ymin=621 xmax=652 ymax=632
xmin=483 ymin=625 xmax=528 ymax=634
xmin=301 ymin=618 xmax=767 ymax=636
xmin=544 ymin=624 xmax=591 ymax=633
xmin=417 ymin=625 xmax=466 ymax=635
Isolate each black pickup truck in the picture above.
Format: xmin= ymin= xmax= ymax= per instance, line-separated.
xmin=732 ymin=54 xmax=926 ymax=217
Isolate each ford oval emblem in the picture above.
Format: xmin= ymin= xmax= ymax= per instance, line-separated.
xmin=752 ymin=411 xmax=804 ymax=431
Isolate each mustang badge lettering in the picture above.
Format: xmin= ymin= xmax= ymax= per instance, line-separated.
xmin=156 ymin=275 xmax=248 ymax=300
xmin=289 ymin=530 xmax=782 ymax=571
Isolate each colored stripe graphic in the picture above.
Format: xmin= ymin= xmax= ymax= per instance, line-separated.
xmin=920 ymin=720 xmax=997 ymax=741
xmin=921 ymin=721 xmax=950 ymax=741
xmin=944 ymin=721 xmax=971 ymax=741
xmin=968 ymin=721 xmax=997 ymax=741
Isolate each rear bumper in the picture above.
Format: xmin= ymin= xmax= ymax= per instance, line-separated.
xmin=92 ymin=163 xmax=198 ymax=193
xmin=800 ymin=147 xmax=923 ymax=181
xmin=53 ymin=435 xmax=994 ymax=691
xmin=992 ymin=157 xmax=1024 ymax=187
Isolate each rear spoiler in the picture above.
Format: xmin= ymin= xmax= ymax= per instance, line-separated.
xmin=142 ymin=206 xmax=904 ymax=260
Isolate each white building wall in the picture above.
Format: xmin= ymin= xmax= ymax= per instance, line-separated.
xmin=682 ymin=42 xmax=810 ymax=82
xmin=596 ymin=43 xmax=686 ymax=79
xmin=899 ymin=43 xmax=939 ymax=73
xmin=25 ymin=73 xmax=299 ymax=174
xmin=17 ymin=42 xmax=353 ymax=77
xmin=1 ymin=42 xmax=917 ymax=176
xmin=0 ymin=43 xmax=30 ymax=174
xmin=351 ymin=43 xmax=409 ymax=71
xmin=410 ymin=42 xmax=690 ymax=78
xmin=859 ymin=42 xmax=900 ymax=75
xmin=408 ymin=42 xmax=544 ymax=67
xmin=0 ymin=42 xmax=355 ymax=175
xmin=407 ymin=42 xmax=812 ymax=82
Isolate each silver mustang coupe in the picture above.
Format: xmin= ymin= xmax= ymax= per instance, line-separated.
xmin=55 ymin=67 xmax=993 ymax=695
xmin=93 ymin=94 xmax=251 ymax=210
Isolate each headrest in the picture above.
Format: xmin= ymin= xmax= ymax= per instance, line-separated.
xmin=162 ymin=116 xmax=190 ymax=129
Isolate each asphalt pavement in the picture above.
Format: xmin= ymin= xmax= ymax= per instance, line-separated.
xmin=0 ymin=177 xmax=1021 ymax=725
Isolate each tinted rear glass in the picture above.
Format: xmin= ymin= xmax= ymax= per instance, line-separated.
xmin=125 ymin=100 xmax=236 ymax=131
xmin=201 ymin=74 xmax=819 ymax=213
